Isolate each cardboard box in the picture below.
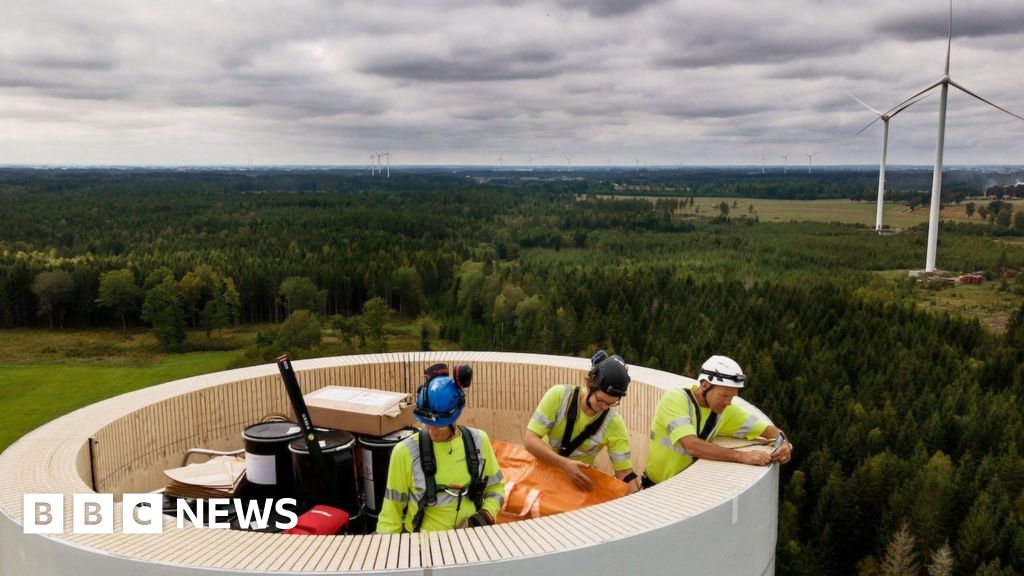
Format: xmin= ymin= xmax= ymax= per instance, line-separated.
xmin=303 ymin=386 xmax=416 ymax=436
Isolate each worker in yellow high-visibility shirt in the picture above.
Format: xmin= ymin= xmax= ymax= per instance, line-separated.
xmin=524 ymin=350 xmax=640 ymax=494
xmin=376 ymin=363 xmax=505 ymax=533
xmin=643 ymin=355 xmax=793 ymax=488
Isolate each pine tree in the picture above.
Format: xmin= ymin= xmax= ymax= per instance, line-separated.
xmin=880 ymin=522 xmax=919 ymax=576
xmin=925 ymin=543 xmax=954 ymax=576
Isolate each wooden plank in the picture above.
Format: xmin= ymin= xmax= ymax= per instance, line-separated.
xmin=312 ymin=535 xmax=354 ymax=572
xmin=267 ymin=534 xmax=320 ymax=571
xmin=443 ymin=530 xmax=468 ymax=565
xmin=336 ymin=534 xmax=369 ymax=571
xmin=359 ymin=533 xmax=383 ymax=570
xmin=407 ymin=530 xmax=423 ymax=569
xmin=426 ymin=529 xmax=445 ymax=566
xmin=291 ymin=532 xmax=336 ymax=572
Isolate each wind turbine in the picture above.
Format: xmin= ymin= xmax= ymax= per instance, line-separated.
xmin=369 ymin=154 xmax=377 ymax=175
xmin=565 ymin=157 xmax=572 ymax=169
xmin=761 ymin=152 xmax=766 ymax=175
xmin=884 ymin=0 xmax=1024 ymax=271
xmin=382 ymin=151 xmax=390 ymax=179
xmin=780 ymin=153 xmax=790 ymax=174
xmin=496 ymin=156 xmax=503 ymax=168
xmin=805 ymin=152 xmax=817 ymax=174
xmin=848 ymin=91 xmax=931 ymax=232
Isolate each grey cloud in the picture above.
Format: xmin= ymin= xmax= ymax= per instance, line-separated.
xmin=557 ymin=0 xmax=666 ymax=18
xmin=364 ymin=47 xmax=564 ymax=82
xmin=657 ymin=27 xmax=860 ymax=69
xmin=875 ymin=6 xmax=1024 ymax=41
xmin=18 ymin=55 xmax=115 ymax=71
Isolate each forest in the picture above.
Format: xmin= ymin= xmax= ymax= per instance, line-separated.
xmin=1 ymin=167 xmax=1024 ymax=574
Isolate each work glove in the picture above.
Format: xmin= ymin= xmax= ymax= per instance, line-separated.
xmin=464 ymin=510 xmax=494 ymax=527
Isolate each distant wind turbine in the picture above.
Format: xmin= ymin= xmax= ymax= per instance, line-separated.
xmin=884 ymin=0 xmax=1024 ymax=271
xmin=848 ymin=91 xmax=931 ymax=232
xmin=382 ymin=151 xmax=390 ymax=179
xmin=805 ymin=152 xmax=817 ymax=174
xmin=565 ymin=157 xmax=572 ymax=169
xmin=369 ymin=154 xmax=377 ymax=175
xmin=780 ymin=153 xmax=790 ymax=174
xmin=761 ymin=152 xmax=766 ymax=175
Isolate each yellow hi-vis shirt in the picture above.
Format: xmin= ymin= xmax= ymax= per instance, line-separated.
xmin=376 ymin=427 xmax=505 ymax=533
xmin=644 ymin=386 xmax=768 ymax=484
xmin=526 ymin=384 xmax=633 ymax=472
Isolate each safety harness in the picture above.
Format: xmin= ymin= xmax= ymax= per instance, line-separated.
xmin=684 ymin=388 xmax=719 ymax=441
xmin=409 ymin=426 xmax=485 ymax=532
xmin=558 ymin=386 xmax=610 ymax=458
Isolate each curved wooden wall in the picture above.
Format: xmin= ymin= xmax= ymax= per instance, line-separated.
xmin=0 ymin=352 xmax=778 ymax=575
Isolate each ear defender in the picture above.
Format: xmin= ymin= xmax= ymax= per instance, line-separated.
xmin=453 ymin=364 xmax=473 ymax=389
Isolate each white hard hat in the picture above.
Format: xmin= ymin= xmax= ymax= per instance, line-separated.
xmin=699 ymin=355 xmax=746 ymax=388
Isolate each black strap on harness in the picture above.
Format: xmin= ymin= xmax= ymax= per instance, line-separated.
xmin=409 ymin=426 xmax=485 ymax=532
xmin=558 ymin=386 xmax=610 ymax=458
xmin=684 ymin=388 xmax=718 ymax=441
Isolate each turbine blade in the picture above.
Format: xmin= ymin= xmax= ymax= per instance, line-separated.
xmin=945 ymin=0 xmax=952 ymax=76
xmin=889 ymin=90 xmax=935 ymax=118
xmin=881 ymin=81 xmax=943 ymax=117
xmin=949 ymin=79 xmax=1024 ymax=122
xmin=847 ymin=92 xmax=882 ymax=116
xmin=856 ymin=116 xmax=883 ymax=136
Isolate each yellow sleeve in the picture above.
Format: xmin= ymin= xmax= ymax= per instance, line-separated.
xmin=375 ymin=442 xmax=413 ymax=533
xmin=663 ymin=391 xmax=698 ymax=445
xmin=477 ymin=432 xmax=506 ymax=519
xmin=720 ymin=405 xmax=768 ymax=440
xmin=604 ymin=414 xmax=633 ymax=472
xmin=526 ymin=385 xmax=566 ymax=437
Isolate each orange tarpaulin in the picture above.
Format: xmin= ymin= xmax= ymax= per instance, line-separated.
xmin=491 ymin=440 xmax=628 ymax=523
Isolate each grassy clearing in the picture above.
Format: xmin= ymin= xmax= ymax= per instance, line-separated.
xmin=0 ymin=351 xmax=239 ymax=452
xmin=605 ymin=195 xmax=1019 ymax=228
xmin=0 ymin=319 xmax=458 ymax=452
xmin=917 ymin=281 xmax=1024 ymax=333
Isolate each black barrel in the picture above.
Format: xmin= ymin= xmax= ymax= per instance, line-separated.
xmin=289 ymin=429 xmax=359 ymax=516
xmin=242 ymin=422 xmax=302 ymax=500
xmin=357 ymin=427 xmax=418 ymax=514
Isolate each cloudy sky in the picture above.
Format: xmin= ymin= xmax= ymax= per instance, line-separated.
xmin=2 ymin=0 xmax=1023 ymax=166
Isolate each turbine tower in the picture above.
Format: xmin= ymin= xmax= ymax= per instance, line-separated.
xmin=761 ymin=152 xmax=766 ymax=175
xmin=848 ymin=92 xmax=930 ymax=232
xmin=780 ymin=153 xmax=790 ymax=174
xmin=884 ymin=0 xmax=1024 ymax=271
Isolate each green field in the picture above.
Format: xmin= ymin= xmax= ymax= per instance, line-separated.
xmin=619 ymin=196 xmax=1019 ymax=228
xmin=0 ymin=320 xmax=456 ymax=452
xmin=0 ymin=351 xmax=239 ymax=451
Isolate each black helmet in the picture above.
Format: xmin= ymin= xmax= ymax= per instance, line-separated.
xmin=589 ymin=350 xmax=630 ymax=397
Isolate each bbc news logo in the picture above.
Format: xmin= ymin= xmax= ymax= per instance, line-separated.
xmin=23 ymin=494 xmax=298 ymax=534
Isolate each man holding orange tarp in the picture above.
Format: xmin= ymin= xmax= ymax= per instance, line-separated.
xmin=522 ymin=350 xmax=640 ymax=494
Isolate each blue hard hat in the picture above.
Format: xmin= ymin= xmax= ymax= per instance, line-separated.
xmin=414 ymin=376 xmax=464 ymax=426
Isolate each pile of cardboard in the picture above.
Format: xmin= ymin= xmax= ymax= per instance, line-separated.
xmin=164 ymin=456 xmax=246 ymax=499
